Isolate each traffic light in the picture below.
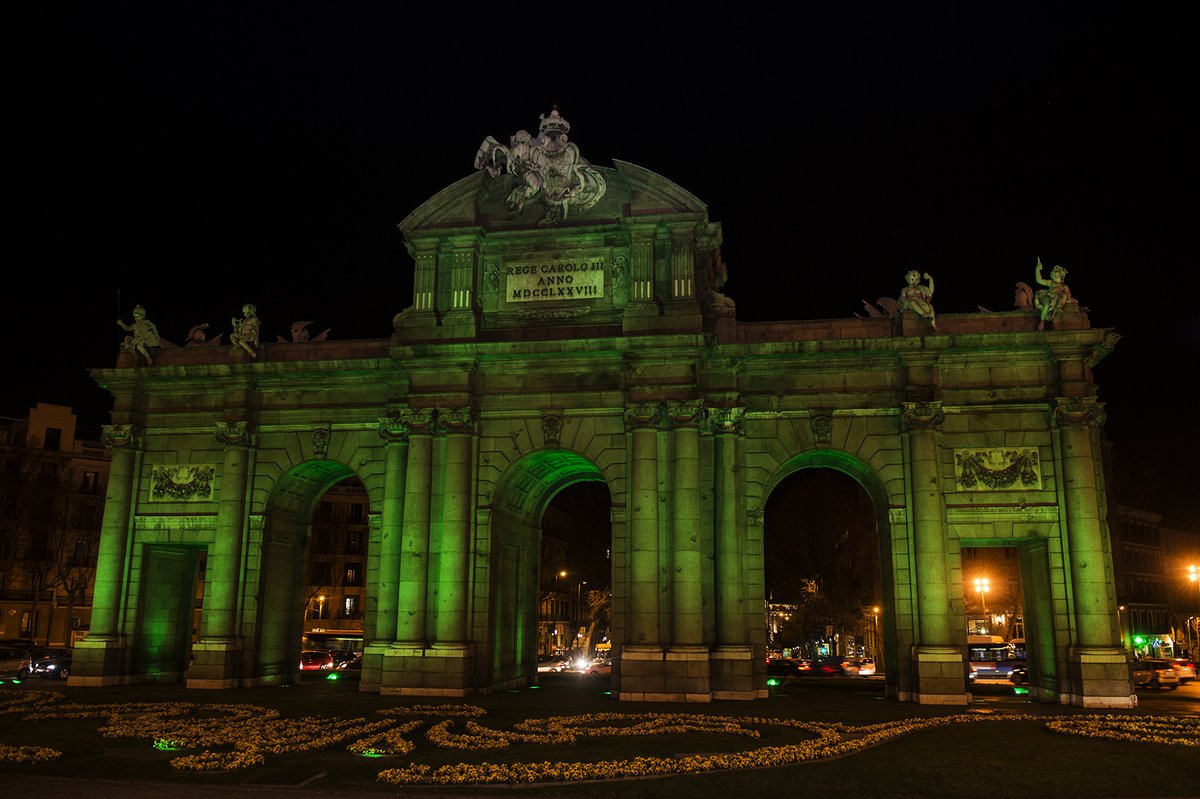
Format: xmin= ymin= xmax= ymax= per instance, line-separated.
xmin=1132 ymin=634 xmax=1146 ymax=646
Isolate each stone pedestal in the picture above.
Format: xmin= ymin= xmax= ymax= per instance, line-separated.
xmin=187 ymin=637 xmax=244 ymax=689
xmin=619 ymin=645 xmax=713 ymax=702
xmin=711 ymin=645 xmax=762 ymax=699
xmin=913 ymin=646 xmax=969 ymax=705
xmin=1066 ymin=647 xmax=1137 ymax=708
xmin=69 ymin=635 xmax=128 ymax=686
xmin=378 ymin=642 xmax=475 ymax=697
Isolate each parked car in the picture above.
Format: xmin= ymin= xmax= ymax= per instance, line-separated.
xmin=537 ymin=655 xmax=571 ymax=673
xmin=327 ymin=649 xmax=358 ymax=668
xmin=1168 ymin=658 xmax=1195 ymax=683
xmin=582 ymin=658 xmax=612 ymax=676
xmin=1131 ymin=658 xmax=1180 ymax=689
xmin=1008 ymin=666 xmax=1029 ymax=684
xmin=0 ymin=646 xmax=34 ymax=680
xmin=299 ymin=650 xmax=335 ymax=671
xmin=30 ymin=648 xmax=72 ymax=680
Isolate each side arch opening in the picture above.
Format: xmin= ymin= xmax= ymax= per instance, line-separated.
xmin=488 ymin=449 xmax=611 ymax=688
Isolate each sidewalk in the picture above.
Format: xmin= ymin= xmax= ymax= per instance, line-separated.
xmin=3 ymin=673 xmax=1198 ymax=798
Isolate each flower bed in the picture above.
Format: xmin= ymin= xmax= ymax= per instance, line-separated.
xmin=2 ymin=688 xmax=1196 ymax=784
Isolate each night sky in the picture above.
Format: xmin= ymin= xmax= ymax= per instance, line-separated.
xmin=8 ymin=4 xmax=1196 ymax=510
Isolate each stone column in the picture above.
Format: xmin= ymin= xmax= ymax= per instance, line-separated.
xmin=1054 ymin=397 xmax=1114 ymax=646
xmin=708 ymin=407 xmax=746 ymax=644
xmin=434 ymin=407 xmax=474 ymax=645
xmin=708 ymin=407 xmax=756 ymax=698
xmin=190 ymin=421 xmax=254 ymax=688
xmin=1054 ymin=396 xmax=1132 ymax=707
xmin=374 ymin=416 xmax=409 ymax=643
xmin=623 ymin=403 xmax=662 ymax=646
xmin=203 ymin=421 xmax=254 ymax=640
xmin=72 ymin=424 xmax=140 ymax=684
xmin=396 ymin=408 xmax=434 ymax=645
xmin=901 ymin=401 xmax=965 ymax=704
xmin=88 ymin=424 xmax=139 ymax=639
xmin=667 ymin=399 xmax=705 ymax=646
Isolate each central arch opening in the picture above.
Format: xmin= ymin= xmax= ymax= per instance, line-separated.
xmin=489 ymin=449 xmax=611 ymax=687
xmin=764 ymin=462 xmax=885 ymax=685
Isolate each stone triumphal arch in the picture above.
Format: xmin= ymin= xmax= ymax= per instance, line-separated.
xmin=75 ymin=110 xmax=1131 ymax=706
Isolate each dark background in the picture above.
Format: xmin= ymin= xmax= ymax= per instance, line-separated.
xmin=8 ymin=4 xmax=1196 ymax=511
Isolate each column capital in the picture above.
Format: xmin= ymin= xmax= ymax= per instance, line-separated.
xmin=901 ymin=400 xmax=945 ymax=431
xmin=101 ymin=423 xmax=141 ymax=451
xmin=704 ymin=406 xmax=746 ymax=435
xmin=665 ymin=399 xmax=704 ymax=428
xmin=1053 ymin=396 xmax=1106 ymax=429
xmin=377 ymin=416 xmax=409 ymax=444
xmin=396 ymin=407 xmax=435 ymax=434
xmin=623 ymin=401 xmax=662 ymax=430
xmin=215 ymin=421 xmax=256 ymax=447
xmin=436 ymin=406 xmax=476 ymax=434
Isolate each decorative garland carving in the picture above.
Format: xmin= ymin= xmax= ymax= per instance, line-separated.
xmin=215 ymin=421 xmax=255 ymax=447
xmin=954 ymin=448 xmax=1042 ymax=491
xmin=901 ymin=401 xmax=944 ymax=431
xmin=101 ymin=424 xmax=139 ymax=450
xmin=515 ymin=306 xmax=593 ymax=320
xmin=1053 ymin=397 xmax=1106 ymax=429
xmin=150 ymin=465 xmax=216 ymax=501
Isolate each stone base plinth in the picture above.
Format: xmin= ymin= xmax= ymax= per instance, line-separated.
xmin=186 ymin=637 xmax=244 ymax=689
xmin=617 ymin=645 xmax=713 ymax=701
xmin=1064 ymin=646 xmax=1136 ymax=708
xmin=373 ymin=642 xmax=475 ymax=696
xmin=913 ymin=646 xmax=969 ymax=705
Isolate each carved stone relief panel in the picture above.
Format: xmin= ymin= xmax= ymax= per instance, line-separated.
xmin=150 ymin=465 xmax=217 ymax=502
xmin=953 ymin=448 xmax=1042 ymax=491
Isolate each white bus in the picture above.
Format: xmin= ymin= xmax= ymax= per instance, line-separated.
xmin=967 ymin=635 xmax=1024 ymax=680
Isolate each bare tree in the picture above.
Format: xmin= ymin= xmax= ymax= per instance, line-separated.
xmin=0 ymin=434 xmax=75 ymax=643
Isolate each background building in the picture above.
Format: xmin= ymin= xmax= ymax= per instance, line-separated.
xmin=0 ymin=403 xmax=108 ymax=646
xmin=301 ymin=478 xmax=369 ymax=655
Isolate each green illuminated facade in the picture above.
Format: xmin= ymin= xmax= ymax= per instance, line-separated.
xmin=74 ymin=144 xmax=1132 ymax=706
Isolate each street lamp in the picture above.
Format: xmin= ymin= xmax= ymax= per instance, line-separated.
xmin=973 ymin=577 xmax=990 ymax=615
xmin=1117 ymin=604 xmax=1126 ymax=653
xmin=872 ymin=606 xmax=880 ymax=658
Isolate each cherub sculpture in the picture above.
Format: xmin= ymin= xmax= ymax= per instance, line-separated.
xmin=1032 ymin=257 xmax=1074 ymax=330
xmin=897 ymin=270 xmax=937 ymax=329
xmin=116 ymin=304 xmax=160 ymax=365
xmin=229 ymin=303 xmax=261 ymax=358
